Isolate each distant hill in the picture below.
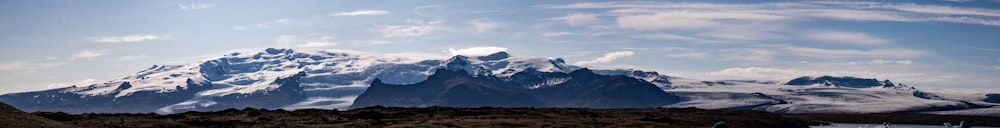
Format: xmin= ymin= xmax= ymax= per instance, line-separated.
xmin=0 ymin=101 xmax=70 ymax=128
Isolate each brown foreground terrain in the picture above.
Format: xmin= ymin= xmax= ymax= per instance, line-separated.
xmin=8 ymin=104 xmax=1000 ymax=128
xmin=0 ymin=101 xmax=70 ymax=128
xmin=30 ymin=106 xmax=814 ymax=128
xmin=788 ymin=113 xmax=1000 ymax=127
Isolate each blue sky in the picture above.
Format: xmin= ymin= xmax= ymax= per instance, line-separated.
xmin=1 ymin=0 xmax=999 ymax=94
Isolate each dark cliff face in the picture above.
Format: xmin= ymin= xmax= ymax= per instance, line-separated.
xmin=351 ymin=68 xmax=680 ymax=109
xmin=785 ymin=76 xmax=892 ymax=88
xmin=533 ymin=68 xmax=680 ymax=108
xmin=985 ymin=94 xmax=1000 ymax=104
xmin=351 ymin=69 xmax=544 ymax=108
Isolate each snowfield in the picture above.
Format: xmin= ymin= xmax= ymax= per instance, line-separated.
xmin=2 ymin=48 xmax=997 ymax=116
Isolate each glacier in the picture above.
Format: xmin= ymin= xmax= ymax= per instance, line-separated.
xmin=0 ymin=48 xmax=997 ymax=116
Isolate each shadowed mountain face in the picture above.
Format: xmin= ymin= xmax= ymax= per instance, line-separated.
xmin=352 ymin=68 xmax=680 ymax=109
xmin=986 ymin=94 xmax=1000 ymax=104
xmin=353 ymin=68 xmax=544 ymax=108
xmin=785 ymin=76 xmax=894 ymax=88
xmin=532 ymin=68 xmax=680 ymax=108
xmin=0 ymin=48 xmax=675 ymax=114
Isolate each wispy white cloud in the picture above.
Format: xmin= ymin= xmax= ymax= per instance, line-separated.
xmin=372 ymin=25 xmax=435 ymax=37
xmin=782 ymin=46 xmax=930 ymax=58
xmin=116 ymin=54 xmax=148 ymax=61
xmin=575 ymin=51 xmax=635 ymax=65
xmin=273 ymin=35 xmax=338 ymax=48
xmin=667 ymin=52 xmax=708 ymax=59
xmin=634 ymin=33 xmax=697 ymax=41
xmin=542 ymin=1 xmax=1000 ymax=27
xmin=362 ymin=40 xmax=395 ymax=45
xmin=803 ymin=31 xmax=890 ymax=45
xmin=695 ymin=22 xmax=788 ymax=41
xmin=467 ymin=18 xmax=503 ymax=33
xmin=724 ymin=49 xmax=775 ymax=62
xmin=616 ymin=11 xmax=788 ymax=30
xmin=178 ymin=2 xmax=213 ymax=11
xmin=944 ymin=0 xmax=971 ymax=2
xmin=447 ymin=46 xmax=507 ymax=56
xmin=232 ymin=26 xmax=246 ymax=31
xmin=868 ymin=59 xmax=914 ymax=65
xmin=47 ymin=78 xmax=96 ymax=89
xmin=0 ymin=61 xmax=66 ymax=71
xmin=891 ymin=3 xmax=1000 ymax=17
xmin=994 ymin=59 xmax=1000 ymax=70
xmin=546 ymin=13 xmax=600 ymax=26
xmin=89 ymin=34 xmax=165 ymax=43
xmin=331 ymin=10 xmax=389 ymax=16
xmin=70 ymin=50 xmax=105 ymax=60
xmin=0 ymin=61 xmax=29 ymax=71
xmin=542 ymin=32 xmax=575 ymax=37
xmin=297 ymin=42 xmax=338 ymax=48
xmin=256 ymin=18 xmax=292 ymax=29
xmin=275 ymin=35 xmax=296 ymax=44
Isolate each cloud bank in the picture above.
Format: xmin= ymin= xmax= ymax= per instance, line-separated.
xmin=89 ymin=34 xmax=165 ymax=43
xmin=575 ymin=51 xmax=635 ymax=65
xmin=448 ymin=46 xmax=508 ymax=56
xmin=332 ymin=10 xmax=389 ymax=16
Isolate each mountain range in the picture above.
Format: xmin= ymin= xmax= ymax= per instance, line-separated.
xmin=1 ymin=48 xmax=997 ymax=116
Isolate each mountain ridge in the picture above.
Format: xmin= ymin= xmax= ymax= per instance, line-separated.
xmin=0 ymin=48 xmax=996 ymax=116
xmin=352 ymin=68 xmax=680 ymax=109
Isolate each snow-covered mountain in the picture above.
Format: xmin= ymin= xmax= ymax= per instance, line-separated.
xmin=665 ymin=76 xmax=999 ymax=115
xmin=352 ymin=68 xmax=680 ymax=109
xmin=0 ymin=48 xmax=669 ymax=113
xmin=1 ymin=48 xmax=997 ymax=116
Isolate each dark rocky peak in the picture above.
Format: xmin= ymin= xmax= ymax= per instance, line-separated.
xmin=551 ymin=58 xmax=566 ymax=64
xmin=882 ymin=80 xmax=895 ymax=87
xmin=354 ymin=67 xmax=678 ymax=109
xmin=569 ymin=68 xmax=597 ymax=76
xmin=272 ymin=71 xmax=308 ymax=92
xmin=425 ymin=68 xmax=472 ymax=81
xmin=115 ymin=82 xmax=133 ymax=91
xmin=984 ymin=94 xmax=1000 ymax=104
xmin=445 ymin=55 xmax=471 ymax=67
xmin=567 ymin=68 xmax=608 ymax=81
xmin=785 ymin=76 xmax=892 ymax=88
xmin=264 ymin=48 xmax=294 ymax=55
xmin=477 ymin=51 xmax=510 ymax=61
xmin=276 ymin=71 xmax=307 ymax=83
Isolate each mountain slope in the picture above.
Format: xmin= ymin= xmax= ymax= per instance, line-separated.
xmin=0 ymin=48 xmax=995 ymax=116
xmin=531 ymin=68 xmax=680 ymax=108
xmin=0 ymin=101 xmax=71 ymax=128
xmin=353 ymin=69 xmax=544 ymax=108
xmin=352 ymin=68 xmax=679 ymax=109
xmin=784 ymin=76 xmax=895 ymax=88
xmin=666 ymin=76 xmax=1000 ymax=114
xmin=0 ymin=48 xmax=671 ymax=113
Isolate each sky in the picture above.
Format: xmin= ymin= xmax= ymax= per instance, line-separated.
xmin=1 ymin=0 xmax=999 ymax=94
